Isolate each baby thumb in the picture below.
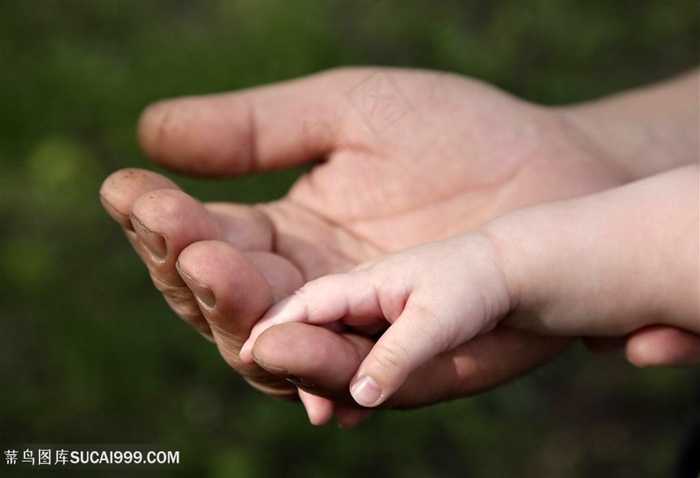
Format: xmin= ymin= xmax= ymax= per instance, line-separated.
xmin=349 ymin=306 xmax=455 ymax=408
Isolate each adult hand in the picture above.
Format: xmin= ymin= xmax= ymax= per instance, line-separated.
xmin=585 ymin=327 xmax=700 ymax=367
xmin=100 ymin=67 xmax=694 ymax=426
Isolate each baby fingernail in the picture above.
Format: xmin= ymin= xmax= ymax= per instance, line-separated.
xmin=131 ymin=213 xmax=167 ymax=261
xmin=177 ymin=262 xmax=217 ymax=310
xmin=350 ymin=376 xmax=382 ymax=407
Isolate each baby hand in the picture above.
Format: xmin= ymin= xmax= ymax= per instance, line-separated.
xmin=240 ymin=233 xmax=511 ymax=407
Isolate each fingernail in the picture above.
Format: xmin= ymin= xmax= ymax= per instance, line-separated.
xmin=285 ymin=375 xmax=317 ymax=391
xmin=130 ymin=213 xmax=167 ymax=261
xmin=177 ymin=262 xmax=217 ymax=310
xmin=350 ymin=376 xmax=382 ymax=407
xmin=99 ymin=194 xmax=132 ymax=230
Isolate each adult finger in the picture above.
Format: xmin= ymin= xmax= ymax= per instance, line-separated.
xmin=240 ymin=272 xmax=380 ymax=363
xmin=129 ymin=188 xmax=277 ymax=336
xmin=626 ymin=325 xmax=700 ymax=367
xmin=297 ymin=390 xmax=334 ymax=426
xmin=100 ymin=168 xmax=180 ymax=233
xmin=296 ymin=390 xmax=373 ymax=428
xmin=129 ymin=189 xmax=222 ymax=335
xmin=252 ymin=324 xmax=370 ymax=405
xmin=252 ymin=323 xmax=572 ymax=409
xmin=177 ymin=240 xmax=302 ymax=399
xmin=100 ymin=169 xmax=213 ymax=334
xmin=137 ymin=69 xmax=371 ymax=177
xmin=101 ymin=170 xmax=275 ymax=252
xmin=101 ymin=169 xmax=278 ymax=338
xmin=404 ymin=327 xmax=572 ymax=406
xmin=334 ymin=406 xmax=374 ymax=429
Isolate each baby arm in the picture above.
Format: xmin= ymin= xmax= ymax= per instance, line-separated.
xmin=495 ymin=164 xmax=699 ymax=337
xmin=241 ymin=164 xmax=699 ymax=407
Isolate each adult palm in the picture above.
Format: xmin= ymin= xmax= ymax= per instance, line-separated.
xmin=101 ymin=68 xmax=624 ymax=425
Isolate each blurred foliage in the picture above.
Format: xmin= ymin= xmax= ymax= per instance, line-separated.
xmin=0 ymin=0 xmax=698 ymax=477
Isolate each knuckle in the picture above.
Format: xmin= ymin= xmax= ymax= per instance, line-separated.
xmin=292 ymin=278 xmax=324 ymax=305
xmin=293 ymin=283 xmax=312 ymax=300
xmin=372 ymin=341 xmax=410 ymax=380
xmin=408 ymin=301 xmax=453 ymax=352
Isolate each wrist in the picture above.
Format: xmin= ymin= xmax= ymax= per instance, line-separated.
xmin=485 ymin=166 xmax=700 ymax=336
xmin=554 ymin=69 xmax=699 ymax=181
xmin=481 ymin=209 xmax=555 ymax=334
xmin=556 ymin=106 xmax=698 ymax=181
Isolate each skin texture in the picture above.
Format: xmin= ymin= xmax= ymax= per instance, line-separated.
xmin=242 ymin=165 xmax=699 ymax=407
xmin=100 ymin=67 xmax=699 ymax=427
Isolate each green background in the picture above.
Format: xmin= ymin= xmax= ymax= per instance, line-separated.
xmin=1 ymin=1 xmax=698 ymax=477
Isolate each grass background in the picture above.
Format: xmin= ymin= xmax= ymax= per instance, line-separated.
xmin=0 ymin=1 xmax=698 ymax=477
